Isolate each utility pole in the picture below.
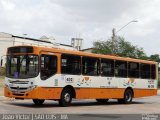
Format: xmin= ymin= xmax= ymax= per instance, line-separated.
xmin=111 ymin=20 xmax=138 ymax=54
xmin=112 ymin=28 xmax=116 ymax=54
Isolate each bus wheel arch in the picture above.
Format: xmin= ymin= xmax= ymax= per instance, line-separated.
xmin=63 ymin=85 xmax=76 ymax=98
xmin=125 ymin=87 xmax=134 ymax=97
xmin=59 ymin=85 xmax=76 ymax=107
xmin=118 ymin=87 xmax=134 ymax=104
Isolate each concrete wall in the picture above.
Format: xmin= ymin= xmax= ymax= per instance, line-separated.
xmin=14 ymin=37 xmax=75 ymax=50
xmin=0 ymin=33 xmax=15 ymax=66
xmin=14 ymin=37 xmax=54 ymax=47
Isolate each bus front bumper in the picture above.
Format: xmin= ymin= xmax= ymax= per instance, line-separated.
xmin=4 ymin=87 xmax=62 ymax=100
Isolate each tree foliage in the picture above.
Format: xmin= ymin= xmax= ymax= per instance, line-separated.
xmin=149 ymin=54 xmax=160 ymax=63
xmin=92 ymin=36 xmax=148 ymax=59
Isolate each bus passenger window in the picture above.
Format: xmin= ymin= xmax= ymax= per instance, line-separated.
xmin=151 ymin=64 xmax=156 ymax=79
xmin=61 ymin=54 xmax=81 ymax=75
xmin=101 ymin=59 xmax=114 ymax=76
xmin=128 ymin=62 xmax=139 ymax=78
xmin=82 ymin=57 xmax=100 ymax=76
xmin=40 ymin=55 xmax=57 ymax=80
xmin=140 ymin=64 xmax=150 ymax=79
xmin=115 ymin=60 xmax=127 ymax=77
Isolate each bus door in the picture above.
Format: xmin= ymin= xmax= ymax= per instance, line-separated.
xmin=40 ymin=51 xmax=60 ymax=80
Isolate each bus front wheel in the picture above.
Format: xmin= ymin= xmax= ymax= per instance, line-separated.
xmin=118 ymin=89 xmax=133 ymax=104
xmin=59 ymin=88 xmax=72 ymax=107
xmin=33 ymin=99 xmax=45 ymax=105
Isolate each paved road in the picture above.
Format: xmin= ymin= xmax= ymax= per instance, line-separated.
xmin=1 ymin=96 xmax=160 ymax=114
xmin=0 ymin=95 xmax=160 ymax=120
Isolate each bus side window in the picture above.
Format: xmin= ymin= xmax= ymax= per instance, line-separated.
xmin=101 ymin=59 xmax=114 ymax=77
xmin=151 ymin=64 xmax=156 ymax=79
xmin=82 ymin=57 xmax=100 ymax=76
xmin=140 ymin=63 xmax=150 ymax=79
xmin=115 ymin=60 xmax=127 ymax=77
xmin=128 ymin=62 xmax=139 ymax=78
xmin=61 ymin=54 xmax=81 ymax=75
xmin=40 ymin=55 xmax=57 ymax=80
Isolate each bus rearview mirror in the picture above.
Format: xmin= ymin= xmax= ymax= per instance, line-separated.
xmin=0 ymin=59 xmax=3 ymax=67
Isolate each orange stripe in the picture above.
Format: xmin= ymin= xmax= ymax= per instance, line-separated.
xmin=4 ymin=87 xmax=157 ymax=100
xmin=134 ymin=89 xmax=157 ymax=97
xmin=75 ymin=88 xmax=157 ymax=99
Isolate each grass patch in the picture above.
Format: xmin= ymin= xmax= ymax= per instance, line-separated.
xmin=0 ymin=76 xmax=4 ymax=96
xmin=0 ymin=67 xmax=5 ymax=88
xmin=0 ymin=67 xmax=5 ymax=76
xmin=158 ymin=80 xmax=160 ymax=88
xmin=0 ymin=76 xmax=4 ymax=88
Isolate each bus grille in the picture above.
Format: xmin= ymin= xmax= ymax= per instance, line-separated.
xmin=8 ymin=80 xmax=30 ymax=94
xmin=9 ymin=81 xmax=29 ymax=84
xmin=10 ymin=87 xmax=28 ymax=91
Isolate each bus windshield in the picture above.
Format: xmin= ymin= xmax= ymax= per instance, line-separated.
xmin=6 ymin=55 xmax=39 ymax=79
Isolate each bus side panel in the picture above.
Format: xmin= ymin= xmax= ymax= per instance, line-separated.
xmin=90 ymin=88 xmax=125 ymax=99
xmin=133 ymin=89 xmax=157 ymax=98
xmin=75 ymin=88 xmax=125 ymax=99
xmin=75 ymin=88 xmax=91 ymax=99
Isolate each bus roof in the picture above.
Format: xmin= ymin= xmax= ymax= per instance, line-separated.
xmin=8 ymin=45 xmax=157 ymax=65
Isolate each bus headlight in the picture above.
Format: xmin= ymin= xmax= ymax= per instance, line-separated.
xmin=33 ymin=85 xmax=37 ymax=89
xmin=5 ymin=84 xmax=9 ymax=88
xmin=29 ymin=85 xmax=37 ymax=90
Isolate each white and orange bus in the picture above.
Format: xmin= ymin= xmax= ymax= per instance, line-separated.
xmin=4 ymin=45 xmax=158 ymax=106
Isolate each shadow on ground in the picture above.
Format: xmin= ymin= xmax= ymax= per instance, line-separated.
xmin=5 ymin=100 xmax=146 ymax=108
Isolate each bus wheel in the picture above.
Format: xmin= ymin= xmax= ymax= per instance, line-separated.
xmin=33 ymin=99 xmax=45 ymax=105
xmin=59 ymin=88 xmax=72 ymax=107
xmin=118 ymin=89 xmax=133 ymax=104
xmin=96 ymin=99 xmax=109 ymax=104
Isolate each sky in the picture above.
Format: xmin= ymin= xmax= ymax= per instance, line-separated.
xmin=0 ymin=0 xmax=160 ymax=55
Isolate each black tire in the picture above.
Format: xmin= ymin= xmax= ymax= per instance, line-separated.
xmin=96 ymin=99 xmax=109 ymax=104
xmin=33 ymin=99 xmax=45 ymax=105
xmin=118 ymin=89 xmax=133 ymax=104
xmin=59 ymin=88 xmax=72 ymax=107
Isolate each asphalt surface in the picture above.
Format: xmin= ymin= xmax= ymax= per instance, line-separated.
xmin=0 ymin=95 xmax=160 ymax=120
xmin=1 ymin=89 xmax=160 ymax=120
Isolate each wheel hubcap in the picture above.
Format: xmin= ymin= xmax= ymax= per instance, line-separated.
xmin=64 ymin=93 xmax=70 ymax=102
xmin=126 ymin=93 xmax=131 ymax=102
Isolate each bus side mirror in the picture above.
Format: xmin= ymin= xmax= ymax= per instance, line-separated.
xmin=1 ymin=59 xmax=3 ymax=67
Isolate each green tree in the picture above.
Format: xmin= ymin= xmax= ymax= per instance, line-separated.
xmin=149 ymin=54 xmax=160 ymax=63
xmin=92 ymin=36 xmax=147 ymax=59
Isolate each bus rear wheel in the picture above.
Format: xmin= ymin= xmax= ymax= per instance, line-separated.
xmin=33 ymin=99 xmax=45 ymax=105
xmin=118 ymin=89 xmax=133 ymax=104
xmin=96 ymin=99 xmax=109 ymax=104
xmin=59 ymin=88 xmax=72 ymax=107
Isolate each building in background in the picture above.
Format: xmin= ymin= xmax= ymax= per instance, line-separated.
xmin=71 ymin=38 xmax=83 ymax=50
xmin=0 ymin=32 xmax=74 ymax=66
xmin=80 ymin=47 xmax=94 ymax=53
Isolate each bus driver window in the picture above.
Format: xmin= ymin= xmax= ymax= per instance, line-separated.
xmin=40 ymin=55 xmax=57 ymax=80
